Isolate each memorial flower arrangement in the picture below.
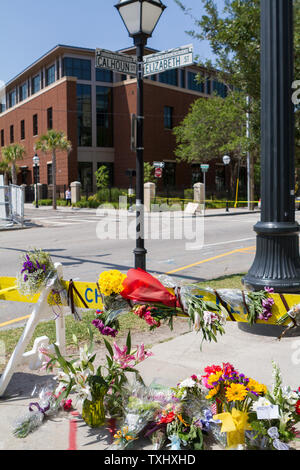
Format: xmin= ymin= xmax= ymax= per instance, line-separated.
xmin=246 ymin=287 xmax=275 ymax=324
xmin=247 ymin=362 xmax=300 ymax=450
xmin=17 ymin=248 xmax=57 ymax=297
xmin=45 ymin=329 xmax=153 ymax=425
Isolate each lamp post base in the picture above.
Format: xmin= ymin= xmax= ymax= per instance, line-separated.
xmin=134 ymin=247 xmax=147 ymax=271
xmin=243 ymin=222 xmax=300 ymax=293
xmin=238 ymin=322 xmax=300 ymax=338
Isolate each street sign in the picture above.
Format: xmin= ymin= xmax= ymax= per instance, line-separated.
xmin=201 ymin=164 xmax=210 ymax=173
xmin=96 ymin=48 xmax=137 ymax=75
xmin=153 ymin=161 xmax=165 ymax=169
xmin=143 ymin=44 xmax=194 ymax=77
xmin=155 ymin=168 xmax=163 ymax=178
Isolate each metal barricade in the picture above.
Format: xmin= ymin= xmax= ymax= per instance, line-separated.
xmin=0 ymin=183 xmax=24 ymax=227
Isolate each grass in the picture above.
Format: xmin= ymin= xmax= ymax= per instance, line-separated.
xmin=0 ymin=273 xmax=245 ymax=366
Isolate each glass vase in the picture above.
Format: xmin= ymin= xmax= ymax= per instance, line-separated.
xmin=82 ymin=385 xmax=107 ymax=428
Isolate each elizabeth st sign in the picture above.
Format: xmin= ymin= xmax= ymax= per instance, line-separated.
xmin=95 ymin=44 xmax=194 ymax=77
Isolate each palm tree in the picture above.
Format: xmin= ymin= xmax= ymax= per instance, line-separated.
xmin=0 ymin=159 xmax=10 ymax=185
xmin=35 ymin=130 xmax=72 ymax=210
xmin=1 ymin=144 xmax=26 ymax=185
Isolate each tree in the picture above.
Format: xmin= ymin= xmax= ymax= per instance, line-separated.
xmin=95 ymin=165 xmax=109 ymax=190
xmin=0 ymin=159 xmax=10 ymax=185
xmin=1 ymin=143 xmax=26 ymax=185
xmin=144 ymin=162 xmax=156 ymax=183
xmin=173 ymin=0 xmax=300 ymax=203
xmin=35 ymin=130 xmax=72 ymax=210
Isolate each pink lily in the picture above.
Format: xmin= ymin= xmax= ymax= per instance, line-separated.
xmin=135 ymin=344 xmax=153 ymax=363
xmin=113 ymin=343 xmax=135 ymax=369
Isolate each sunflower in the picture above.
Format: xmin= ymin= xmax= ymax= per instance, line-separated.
xmin=225 ymin=383 xmax=248 ymax=402
xmin=207 ymin=370 xmax=223 ymax=387
xmin=206 ymin=385 xmax=220 ymax=400
xmin=247 ymin=378 xmax=267 ymax=395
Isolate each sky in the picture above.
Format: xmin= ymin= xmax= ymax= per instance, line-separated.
xmin=0 ymin=0 xmax=225 ymax=86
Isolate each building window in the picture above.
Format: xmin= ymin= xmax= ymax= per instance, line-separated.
xmin=47 ymin=163 xmax=53 ymax=185
xmin=191 ymin=164 xmax=201 ymax=185
xmin=46 ymin=65 xmax=56 ymax=86
xmin=0 ymin=129 xmax=4 ymax=147
xmin=33 ymin=114 xmax=38 ymax=136
xmin=180 ymin=69 xmax=186 ymax=88
xmin=20 ymin=120 xmax=25 ymax=140
xmin=63 ymin=57 xmax=91 ymax=81
xmin=19 ymin=83 xmax=28 ymax=102
xmin=212 ymin=80 xmax=228 ymax=98
xmin=187 ymin=71 xmax=204 ymax=93
xmin=163 ymin=162 xmax=176 ymax=188
xmin=96 ymin=68 xmax=113 ymax=83
xmin=96 ymin=86 xmax=113 ymax=147
xmin=77 ymin=84 xmax=92 ymax=146
xmin=215 ymin=164 xmax=226 ymax=192
xmin=78 ymin=162 xmax=93 ymax=194
xmin=32 ymin=75 xmax=41 ymax=94
xmin=10 ymin=125 xmax=14 ymax=143
xmin=57 ymin=60 xmax=60 ymax=80
xmin=47 ymin=107 xmax=53 ymax=130
xmin=8 ymin=90 xmax=16 ymax=108
xmin=164 ymin=106 xmax=173 ymax=129
xmin=205 ymin=78 xmax=211 ymax=95
xmin=158 ymin=69 xmax=178 ymax=86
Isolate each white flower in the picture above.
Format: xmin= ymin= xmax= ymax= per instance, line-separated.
xmin=179 ymin=378 xmax=196 ymax=389
xmin=251 ymin=396 xmax=272 ymax=412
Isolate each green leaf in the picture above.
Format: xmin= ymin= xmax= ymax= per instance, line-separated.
xmin=104 ymin=339 xmax=114 ymax=358
xmin=126 ymin=330 xmax=131 ymax=354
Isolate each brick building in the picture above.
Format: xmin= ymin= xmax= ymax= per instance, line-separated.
xmin=0 ymin=44 xmax=240 ymax=199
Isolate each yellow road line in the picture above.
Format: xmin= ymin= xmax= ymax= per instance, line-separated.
xmin=0 ymin=245 xmax=256 ymax=329
xmin=0 ymin=315 xmax=31 ymax=328
xmin=166 ymin=246 xmax=255 ymax=275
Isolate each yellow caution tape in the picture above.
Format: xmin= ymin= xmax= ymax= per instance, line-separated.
xmin=0 ymin=276 xmax=296 ymax=326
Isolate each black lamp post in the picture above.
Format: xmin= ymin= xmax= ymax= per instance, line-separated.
xmin=223 ymin=155 xmax=230 ymax=213
xmin=243 ymin=0 xmax=300 ymax=293
xmin=115 ymin=0 xmax=166 ymax=270
xmin=33 ymin=154 xmax=40 ymax=209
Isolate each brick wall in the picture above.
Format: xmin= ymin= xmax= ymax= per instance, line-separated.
xmin=0 ymin=77 xmax=77 ymax=187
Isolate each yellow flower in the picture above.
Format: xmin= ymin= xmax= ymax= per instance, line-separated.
xmin=207 ymin=371 xmax=223 ymax=387
xmin=206 ymin=385 xmax=220 ymax=399
xmin=98 ymin=270 xmax=127 ymax=297
xmin=247 ymin=378 xmax=267 ymax=395
xmin=225 ymin=383 xmax=248 ymax=402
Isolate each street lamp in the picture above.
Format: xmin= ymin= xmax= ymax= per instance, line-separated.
xmin=243 ymin=0 xmax=300 ymax=293
xmin=33 ymin=154 xmax=40 ymax=209
xmin=223 ymin=155 xmax=230 ymax=213
xmin=115 ymin=0 xmax=166 ymax=270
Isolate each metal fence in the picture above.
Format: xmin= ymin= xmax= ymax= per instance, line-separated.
xmin=0 ymin=183 xmax=24 ymax=227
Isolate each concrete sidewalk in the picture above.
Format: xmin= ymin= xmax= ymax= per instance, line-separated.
xmin=24 ymin=203 xmax=260 ymax=218
xmin=0 ymin=322 xmax=299 ymax=450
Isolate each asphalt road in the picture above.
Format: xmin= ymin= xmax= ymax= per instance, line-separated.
xmin=0 ymin=206 xmax=263 ymax=326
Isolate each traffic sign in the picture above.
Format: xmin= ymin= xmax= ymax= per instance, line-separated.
xmin=155 ymin=168 xmax=163 ymax=178
xmin=143 ymin=44 xmax=194 ymax=77
xmin=96 ymin=48 xmax=137 ymax=75
xmin=153 ymin=161 xmax=165 ymax=169
xmin=201 ymin=164 xmax=210 ymax=173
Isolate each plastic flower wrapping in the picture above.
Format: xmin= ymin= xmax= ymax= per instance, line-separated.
xmin=17 ymin=249 xmax=58 ymax=297
xmin=12 ymin=383 xmax=72 ymax=438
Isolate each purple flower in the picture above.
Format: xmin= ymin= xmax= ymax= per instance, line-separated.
xmin=264 ymin=287 xmax=274 ymax=293
xmin=92 ymin=318 xmax=118 ymax=338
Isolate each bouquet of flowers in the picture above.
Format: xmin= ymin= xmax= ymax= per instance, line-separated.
xmin=12 ymin=383 xmax=71 ymax=438
xmin=247 ymin=362 xmax=300 ymax=450
xmin=110 ymin=384 xmax=162 ymax=450
xmin=201 ymin=362 xmax=268 ymax=449
xmin=45 ymin=329 xmax=153 ymax=426
xmin=246 ymin=287 xmax=275 ymax=324
xmin=17 ymin=248 xmax=57 ymax=297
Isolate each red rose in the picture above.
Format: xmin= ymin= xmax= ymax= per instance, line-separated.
xmin=296 ymin=400 xmax=300 ymax=415
xmin=159 ymin=412 xmax=175 ymax=424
